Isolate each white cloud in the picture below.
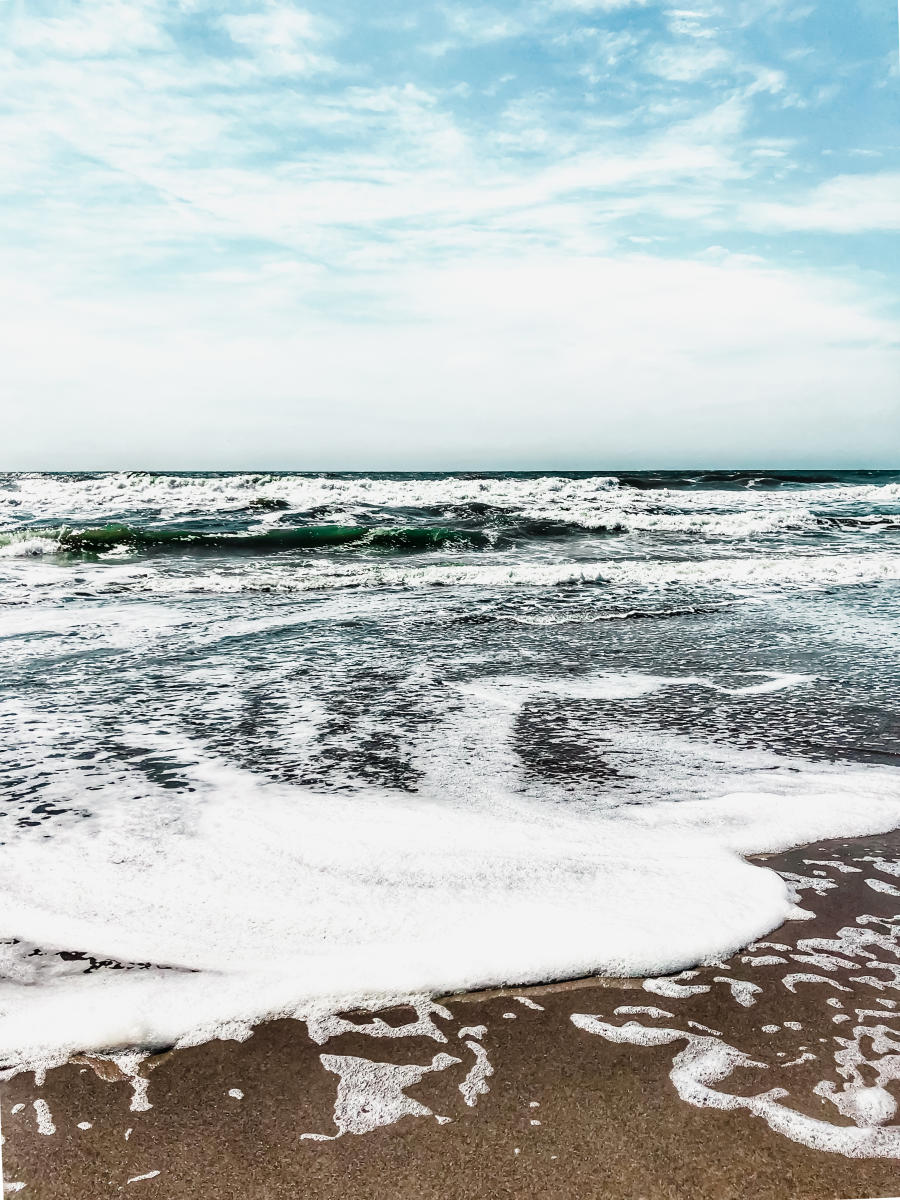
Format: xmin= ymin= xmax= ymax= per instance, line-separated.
xmin=544 ymin=0 xmax=648 ymax=11
xmin=644 ymin=43 xmax=731 ymax=81
xmin=441 ymin=6 xmax=524 ymax=43
xmin=742 ymin=173 xmax=900 ymax=232
xmin=221 ymin=3 xmax=336 ymax=74
xmin=429 ymin=0 xmax=648 ymax=52
xmin=664 ymin=9 xmax=717 ymax=39
xmin=8 ymin=0 xmax=167 ymax=56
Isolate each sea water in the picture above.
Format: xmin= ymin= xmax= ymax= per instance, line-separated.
xmin=1 ymin=470 xmax=899 ymax=1073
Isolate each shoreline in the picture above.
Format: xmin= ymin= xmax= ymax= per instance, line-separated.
xmin=4 ymin=827 xmax=900 ymax=1197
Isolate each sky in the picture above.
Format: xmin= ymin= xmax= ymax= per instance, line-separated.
xmin=1 ymin=0 xmax=898 ymax=469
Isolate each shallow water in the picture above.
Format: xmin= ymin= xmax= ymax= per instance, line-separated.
xmin=0 ymin=470 xmax=899 ymax=1076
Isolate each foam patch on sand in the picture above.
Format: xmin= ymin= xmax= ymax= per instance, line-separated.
xmin=572 ymin=1014 xmax=900 ymax=1158
xmin=299 ymin=1052 xmax=461 ymax=1139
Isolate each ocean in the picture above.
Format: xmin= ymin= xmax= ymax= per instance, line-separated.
xmin=1 ymin=469 xmax=900 ymax=1078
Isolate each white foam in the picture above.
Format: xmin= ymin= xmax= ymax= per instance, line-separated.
xmin=803 ymin=861 xmax=863 ymax=874
xmin=644 ymin=978 xmax=712 ymax=999
xmin=783 ymin=1051 xmax=816 ymax=1067
xmin=305 ymin=1001 xmax=451 ymax=1047
xmin=783 ymin=974 xmax=852 ymax=994
xmin=867 ymin=878 xmax=900 ymax=897
xmin=0 ymin=536 xmax=63 ymax=558
xmin=1 ymin=688 xmax=900 ymax=1073
xmin=614 ymin=1006 xmax=674 ymax=1019
xmin=573 ymin=1014 xmax=900 ymax=1158
xmin=688 ymin=1020 xmax=721 ymax=1036
xmin=817 ymin=1082 xmax=897 ymax=1126
xmin=459 ymin=1040 xmax=493 ymax=1107
xmin=62 ymin=551 xmax=900 ymax=600
xmin=457 ymin=671 xmax=814 ymax=708
xmin=791 ymin=951 xmax=857 ymax=971
xmin=0 ymin=602 xmax=184 ymax=646
xmin=861 ymin=857 xmax=900 ymax=878
xmin=32 ymin=1098 xmax=55 ymax=1135
xmin=300 ymin=1052 xmax=460 ymax=1139
xmin=714 ymin=977 xmax=761 ymax=1007
xmin=458 ymin=1025 xmax=486 ymax=1040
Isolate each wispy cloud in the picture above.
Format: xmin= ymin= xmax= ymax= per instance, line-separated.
xmin=220 ymin=3 xmax=337 ymax=74
xmin=8 ymin=0 xmax=168 ymax=55
xmin=741 ymin=173 xmax=900 ymax=233
xmin=643 ymin=42 xmax=731 ymax=81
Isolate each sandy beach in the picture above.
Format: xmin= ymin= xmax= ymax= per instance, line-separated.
xmin=5 ymin=829 xmax=899 ymax=1199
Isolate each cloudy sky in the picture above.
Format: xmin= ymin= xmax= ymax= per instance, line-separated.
xmin=2 ymin=0 xmax=898 ymax=469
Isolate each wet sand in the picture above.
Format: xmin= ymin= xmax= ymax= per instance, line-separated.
xmin=4 ymin=831 xmax=900 ymax=1199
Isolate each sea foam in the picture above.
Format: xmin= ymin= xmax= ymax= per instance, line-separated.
xmin=1 ymin=674 xmax=900 ymax=1076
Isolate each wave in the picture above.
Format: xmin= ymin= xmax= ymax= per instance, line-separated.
xmin=3 ymin=471 xmax=900 ymax=535
xmin=1 ymin=510 xmax=898 ymax=560
xmin=816 ymin=514 xmax=900 ymax=530
xmin=0 ymin=524 xmax=494 ymax=556
xmin=613 ymin=470 xmax=886 ymax=490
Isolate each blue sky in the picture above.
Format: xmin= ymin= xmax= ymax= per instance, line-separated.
xmin=1 ymin=0 xmax=898 ymax=468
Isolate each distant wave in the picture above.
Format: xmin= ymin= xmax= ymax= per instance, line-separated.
xmin=0 ymin=520 xmax=636 ymax=558
xmin=2 ymin=470 xmax=900 ymax=534
xmin=0 ymin=524 xmax=492 ymax=556
xmin=1 ymin=510 xmax=899 ymax=559
xmin=816 ymin=514 xmax=900 ymax=530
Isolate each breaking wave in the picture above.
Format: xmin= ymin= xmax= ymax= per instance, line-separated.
xmin=0 ymin=524 xmax=491 ymax=556
xmin=2 ymin=470 xmax=899 ymax=543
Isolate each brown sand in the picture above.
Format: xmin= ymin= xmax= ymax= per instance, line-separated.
xmin=4 ymin=832 xmax=900 ymax=1199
